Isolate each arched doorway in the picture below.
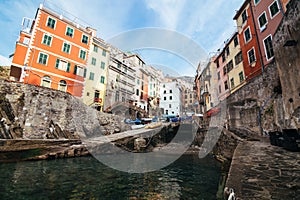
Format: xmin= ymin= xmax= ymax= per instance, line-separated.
xmin=41 ymin=76 xmax=51 ymax=88
xmin=58 ymin=80 xmax=67 ymax=92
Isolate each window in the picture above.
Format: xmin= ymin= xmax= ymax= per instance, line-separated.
xmin=230 ymin=78 xmax=235 ymax=88
xmin=136 ymin=89 xmax=139 ymax=96
xmin=263 ymin=35 xmax=274 ymax=60
xmin=42 ymin=34 xmax=52 ymax=46
xmin=227 ymin=60 xmax=233 ymax=72
xmin=46 ymin=17 xmax=56 ymax=29
xmin=58 ymin=80 xmax=67 ymax=92
xmin=225 ymin=47 xmax=230 ymax=56
xmin=248 ymin=48 xmax=256 ymax=64
xmin=217 ymin=71 xmax=220 ymax=80
xmin=234 ymin=36 xmax=239 ymax=47
xmin=66 ymin=27 xmax=74 ymax=37
xmin=89 ymin=72 xmax=94 ymax=80
xmin=101 ymin=62 xmax=105 ymax=69
xmin=100 ymin=76 xmax=105 ymax=84
xmin=169 ymin=104 xmax=171 ymax=108
xmin=224 ymin=81 xmax=229 ymax=90
xmin=137 ymin=79 xmax=140 ymax=85
xmin=269 ymin=0 xmax=280 ymax=18
xmin=216 ymin=60 xmax=220 ymax=68
xmin=255 ymin=0 xmax=261 ymax=5
xmin=170 ymin=90 xmax=172 ymax=93
xmin=79 ymin=50 xmax=86 ymax=60
xmin=222 ymin=54 xmax=226 ymax=62
xmin=219 ymin=85 xmax=222 ymax=93
xmin=190 ymin=94 xmax=192 ymax=98
xmin=102 ymin=50 xmax=107 ymax=57
xmin=91 ymin=57 xmax=96 ymax=66
xmin=55 ymin=59 xmax=70 ymax=72
xmin=115 ymin=91 xmax=119 ymax=102
xmin=84 ymin=68 xmax=87 ymax=78
xmin=244 ymin=27 xmax=251 ymax=43
xmin=223 ymin=66 xmax=227 ymax=75
xmin=164 ymin=90 xmax=166 ymax=94
xmin=185 ymin=94 xmax=188 ymax=99
xmin=73 ymin=65 xmax=84 ymax=76
xmin=62 ymin=43 xmax=71 ymax=54
xmin=93 ymin=45 xmax=98 ymax=52
xmin=235 ymin=51 xmax=243 ymax=65
xmin=38 ymin=52 xmax=48 ymax=65
xmin=41 ymin=76 xmax=51 ymax=88
xmin=82 ymin=35 xmax=88 ymax=44
xmin=258 ymin=12 xmax=267 ymax=31
xmin=242 ymin=10 xmax=247 ymax=24
xmin=170 ymin=96 xmax=172 ymax=100
xmin=239 ymin=71 xmax=244 ymax=82
xmin=164 ymin=97 xmax=166 ymax=100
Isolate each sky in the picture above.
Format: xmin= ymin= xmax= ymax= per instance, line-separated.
xmin=0 ymin=0 xmax=243 ymax=76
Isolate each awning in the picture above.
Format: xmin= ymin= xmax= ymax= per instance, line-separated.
xmin=206 ymin=107 xmax=220 ymax=117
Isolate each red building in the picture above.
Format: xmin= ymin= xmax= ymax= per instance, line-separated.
xmin=234 ymin=0 xmax=290 ymax=81
xmin=234 ymin=0 xmax=263 ymax=81
xmin=251 ymin=0 xmax=288 ymax=67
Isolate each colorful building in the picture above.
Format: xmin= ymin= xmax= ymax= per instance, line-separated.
xmin=225 ymin=32 xmax=246 ymax=94
xmin=234 ymin=0 xmax=263 ymax=81
xmin=251 ymin=0 xmax=287 ymax=68
xmin=10 ymin=4 xmax=93 ymax=97
xmin=215 ymin=46 xmax=230 ymax=101
xmin=83 ymin=37 xmax=110 ymax=111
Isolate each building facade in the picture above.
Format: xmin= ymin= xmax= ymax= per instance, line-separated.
xmin=159 ymin=80 xmax=183 ymax=116
xmin=104 ymin=47 xmax=136 ymax=111
xmin=251 ymin=0 xmax=287 ymax=68
xmin=225 ymin=32 xmax=246 ymax=94
xmin=215 ymin=46 xmax=230 ymax=101
xmin=234 ymin=0 xmax=263 ymax=81
xmin=10 ymin=4 xmax=93 ymax=97
xmin=83 ymin=37 xmax=110 ymax=111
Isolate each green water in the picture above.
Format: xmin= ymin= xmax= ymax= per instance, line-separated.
xmin=0 ymin=155 xmax=222 ymax=200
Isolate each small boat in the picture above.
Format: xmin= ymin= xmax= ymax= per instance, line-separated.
xmin=145 ymin=122 xmax=163 ymax=129
xmin=131 ymin=124 xmax=145 ymax=130
xmin=141 ymin=118 xmax=153 ymax=124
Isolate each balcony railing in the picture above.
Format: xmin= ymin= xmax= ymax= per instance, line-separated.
xmin=94 ymin=98 xmax=102 ymax=103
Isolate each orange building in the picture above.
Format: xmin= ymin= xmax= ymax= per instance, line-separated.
xmin=10 ymin=4 xmax=94 ymax=97
xmin=234 ymin=0 xmax=263 ymax=81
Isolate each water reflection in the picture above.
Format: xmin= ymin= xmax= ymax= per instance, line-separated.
xmin=0 ymin=155 xmax=221 ymax=200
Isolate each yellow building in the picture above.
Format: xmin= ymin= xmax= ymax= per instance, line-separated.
xmin=83 ymin=36 xmax=110 ymax=111
xmin=226 ymin=32 xmax=246 ymax=94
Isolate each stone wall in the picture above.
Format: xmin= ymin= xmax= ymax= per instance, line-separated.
xmin=226 ymin=62 xmax=284 ymax=134
xmin=273 ymin=0 xmax=300 ymax=130
xmin=0 ymin=79 xmax=129 ymax=140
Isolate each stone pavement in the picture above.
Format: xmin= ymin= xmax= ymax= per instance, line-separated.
xmin=226 ymin=139 xmax=300 ymax=199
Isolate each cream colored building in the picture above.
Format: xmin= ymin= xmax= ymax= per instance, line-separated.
xmin=83 ymin=37 xmax=110 ymax=111
xmin=226 ymin=32 xmax=246 ymax=94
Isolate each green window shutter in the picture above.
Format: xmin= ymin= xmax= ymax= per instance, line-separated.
xmin=55 ymin=59 xmax=59 ymax=69
xmin=67 ymin=62 xmax=71 ymax=72
xmin=84 ymin=68 xmax=87 ymax=78
xmin=74 ymin=65 xmax=77 ymax=75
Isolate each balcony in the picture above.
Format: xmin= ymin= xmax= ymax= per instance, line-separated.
xmin=200 ymin=90 xmax=209 ymax=97
xmin=21 ymin=17 xmax=34 ymax=34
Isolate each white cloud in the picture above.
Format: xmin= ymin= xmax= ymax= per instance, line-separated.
xmin=0 ymin=55 xmax=11 ymax=66
xmin=145 ymin=0 xmax=187 ymax=29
